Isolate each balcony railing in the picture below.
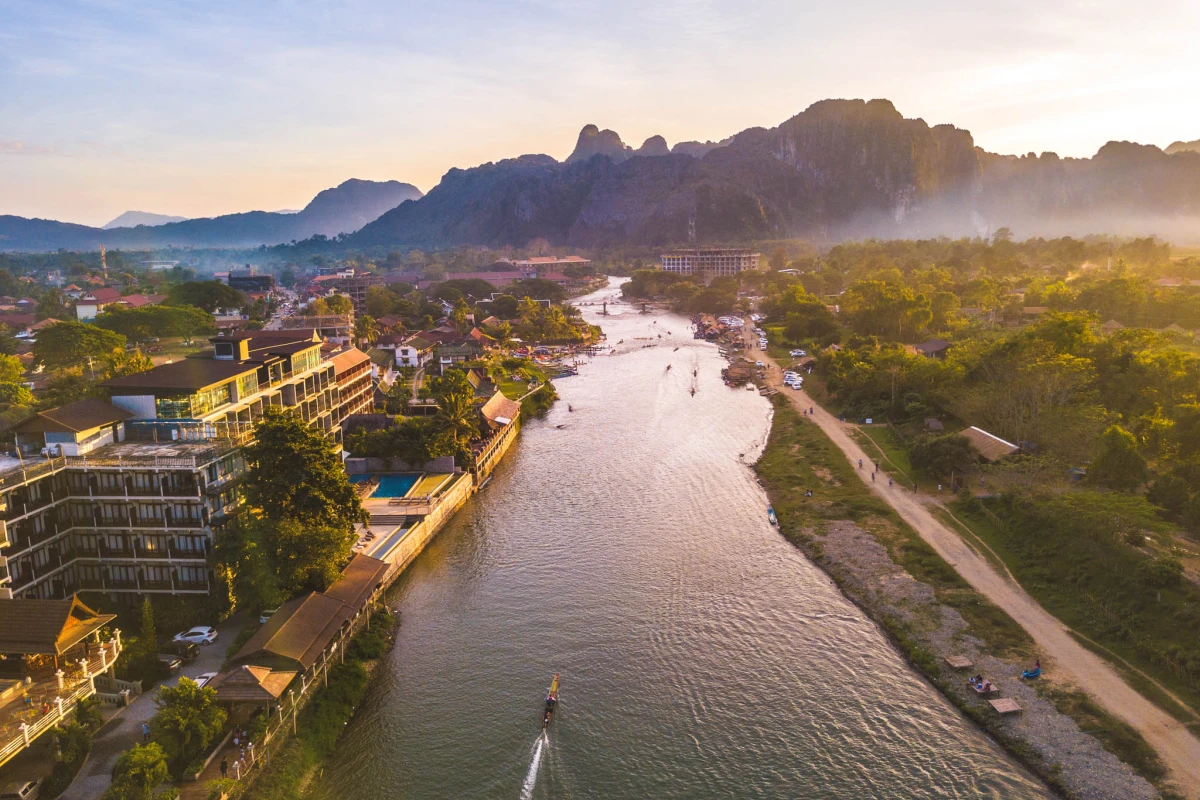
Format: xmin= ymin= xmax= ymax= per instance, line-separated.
xmin=0 ymin=634 xmax=122 ymax=768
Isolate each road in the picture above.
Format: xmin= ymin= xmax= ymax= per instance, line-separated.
xmin=753 ymin=331 xmax=1200 ymax=798
xmin=61 ymin=614 xmax=251 ymax=800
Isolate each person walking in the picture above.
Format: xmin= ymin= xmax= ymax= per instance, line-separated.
xmin=871 ymin=472 xmax=876 ymax=482
xmin=141 ymin=722 xmax=150 ymax=742
xmin=888 ymin=477 xmax=893 ymax=487
xmin=858 ymin=458 xmax=863 ymax=469
xmin=220 ymin=758 xmax=228 ymax=779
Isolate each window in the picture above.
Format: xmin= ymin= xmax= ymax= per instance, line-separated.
xmin=291 ymin=347 xmax=321 ymax=375
xmin=236 ymin=371 xmax=259 ymax=399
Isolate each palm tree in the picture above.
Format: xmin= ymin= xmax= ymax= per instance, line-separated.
xmin=354 ymin=315 xmax=379 ymax=348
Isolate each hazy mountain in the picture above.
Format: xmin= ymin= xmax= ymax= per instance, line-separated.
xmin=0 ymin=178 xmax=423 ymax=251
xmin=351 ymin=99 xmax=1200 ymax=247
xmin=102 ymin=210 xmax=189 ymax=229
xmin=1165 ymin=139 xmax=1200 ymax=155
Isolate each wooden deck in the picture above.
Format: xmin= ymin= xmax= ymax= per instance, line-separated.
xmin=989 ymin=698 xmax=1022 ymax=715
xmin=944 ymin=655 xmax=973 ymax=670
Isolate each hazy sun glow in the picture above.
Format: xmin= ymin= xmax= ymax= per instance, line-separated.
xmin=2 ymin=0 xmax=1198 ymax=226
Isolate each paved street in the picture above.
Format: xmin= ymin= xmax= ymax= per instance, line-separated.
xmin=61 ymin=613 xmax=251 ymax=800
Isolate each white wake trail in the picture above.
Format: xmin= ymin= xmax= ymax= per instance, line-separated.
xmin=519 ymin=732 xmax=547 ymax=800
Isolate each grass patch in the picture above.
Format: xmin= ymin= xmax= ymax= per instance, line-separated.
xmin=951 ymin=499 xmax=1200 ymax=720
xmin=1039 ymin=686 xmax=1171 ymax=790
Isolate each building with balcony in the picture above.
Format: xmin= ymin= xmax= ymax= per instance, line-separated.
xmin=659 ymin=248 xmax=761 ymax=279
xmin=0 ymin=330 xmax=374 ymax=604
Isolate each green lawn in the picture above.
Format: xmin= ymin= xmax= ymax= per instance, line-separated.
xmin=949 ymin=499 xmax=1200 ymax=724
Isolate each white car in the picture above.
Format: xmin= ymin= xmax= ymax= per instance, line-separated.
xmin=755 ymin=360 xmax=764 ymax=368
xmin=193 ymin=672 xmax=219 ymax=688
xmin=173 ymin=626 xmax=218 ymax=646
xmin=790 ymin=349 xmax=807 ymax=357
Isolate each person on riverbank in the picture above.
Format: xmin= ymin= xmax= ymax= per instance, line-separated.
xmin=220 ymin=758 xmax=228 ymax=779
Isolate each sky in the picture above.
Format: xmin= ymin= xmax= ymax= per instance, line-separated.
xmin=2 ymin=0 xmax=1198 ymax=227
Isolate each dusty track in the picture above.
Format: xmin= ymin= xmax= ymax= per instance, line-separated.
xmin=758 ymin=339 xmax=1200 ymax=798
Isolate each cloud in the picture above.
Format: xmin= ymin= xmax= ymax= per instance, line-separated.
xmin=0 ymin=141 xmax=55 ymax=156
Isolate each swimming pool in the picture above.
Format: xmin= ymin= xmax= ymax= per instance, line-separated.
xmin=350 ymin=473 xmax=420 ymax=498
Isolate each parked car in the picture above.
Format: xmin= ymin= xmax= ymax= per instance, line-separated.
xmin=160 ymin=640 xmax=200 ymax=661
xmin=755 ymin=361 xmax=764 ymax=368
xmin=156 ymin=654 xmax=183 ymax=674
xmin=173 ymin=626 xmax=218 ymax=646
xmin=0 ymin=781 xmax=39 ymax=800
xmin=790 ymin=349 xmax=807 ymax=357
xmin=193 ymin=672 xmax=219 ymax=688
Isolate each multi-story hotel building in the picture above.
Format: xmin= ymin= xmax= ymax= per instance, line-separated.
xmin=0 ymin=330 xmax=373 ymax=603
xmin=659 ymin=248 xmax=761 ymax=279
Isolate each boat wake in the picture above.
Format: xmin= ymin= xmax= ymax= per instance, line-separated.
xmin=519 ymin=732 xmax=547 ymax=800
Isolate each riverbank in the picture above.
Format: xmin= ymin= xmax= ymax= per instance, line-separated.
xmin=754 ymin=396 xmax=1166 ymax=800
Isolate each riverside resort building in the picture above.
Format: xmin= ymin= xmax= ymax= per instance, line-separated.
xmin=0 ymin=330 xmax=374 ymax=602
xmin=659 ymin=248 xmax=761 ymax=279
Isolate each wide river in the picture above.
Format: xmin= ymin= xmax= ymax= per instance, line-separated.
xmin=316 ymin=282 xmax=1048 ymax=799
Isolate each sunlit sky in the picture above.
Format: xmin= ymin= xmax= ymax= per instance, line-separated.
xmin=2 ymin=0 xmax=1198 ymax=227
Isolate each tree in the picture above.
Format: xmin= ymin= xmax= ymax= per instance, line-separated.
xmin=910 ymin=433 xmax=978 ymax=479
xmin=430 ymin=370 xmax=479 ymax=457
xmin=33 ymin=321 xmax=125 ymax=372
xmin=167 ymin=280 xmax=244 ymax=313
xmin=490 ymin=294 xmax=520 ymax=319
xmin=323 ymin=294 xmax=354 ymax=315
xmin=151 ymin=678 xmax=227 ymax=768
xmin=135 ymin=598 xmax=159 ymax=674
xmin=354 ymin=315 xmax=379 ymax=348
xmin=243 ymin=407 xmax=364 ymax=532
xmin=104 ymin=743 xmax=169 ymax=800
xmin=364 ymin=285 xmax=398 ymax=319
xmin=1089 ymin=425 xmax=1147 ymax=491
xmin=0 ymin=353 xmax=22 ymax=383
xmin=264 ymin=517 xmax=356 ymax=594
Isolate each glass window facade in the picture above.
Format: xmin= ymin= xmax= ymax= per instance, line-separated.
xmin=236 ymin=371 xmax=259 ymax=399
xmin=291 ymin=347 xmax=321 ymax=376
xmin=155 ymin=382 xmax=233 ymax=419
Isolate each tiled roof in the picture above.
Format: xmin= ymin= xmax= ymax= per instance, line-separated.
xmin=960 ymin=426 xmax=1019 ymax=461
xmin=0 ymin=596 xmax=115 ymax=656
xmin=13 ymin=399 xmax=132 ymax=434
xmin=212 ymin=664 xmax=296 ymax=702
xmin=322 ymin=554 xmax=388 ymax=611
xmin=230 ymin=593 xmax=348 ymax=671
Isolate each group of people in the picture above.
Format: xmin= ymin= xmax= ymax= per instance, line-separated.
xmin=968 ymin=675 xmax=995 ymax=693
xmin=218 ymin=727 xmax=257 ymax=780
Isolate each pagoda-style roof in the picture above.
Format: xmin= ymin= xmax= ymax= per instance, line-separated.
xmin=0 ymin=595 xmax=114 ymax=656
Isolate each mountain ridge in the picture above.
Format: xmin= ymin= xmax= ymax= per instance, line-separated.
xmin=1 ymin=178 xmax=423 ymax=251
xmin=351 ymin=99 xmax=1200 ymax=247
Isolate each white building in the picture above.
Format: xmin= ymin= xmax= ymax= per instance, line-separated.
xmin=659 ymin=248 xmax=761 ymax=279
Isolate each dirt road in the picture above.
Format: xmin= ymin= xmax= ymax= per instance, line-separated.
xmin=757 ymin=340 xmax=1200 ymax=797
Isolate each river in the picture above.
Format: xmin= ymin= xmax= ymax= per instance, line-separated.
xmin=315 ymin=282 xmax=1048 ymax=799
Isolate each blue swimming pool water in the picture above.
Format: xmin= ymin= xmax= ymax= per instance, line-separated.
xmin=350 ymin=473 xmax=420 ymax=497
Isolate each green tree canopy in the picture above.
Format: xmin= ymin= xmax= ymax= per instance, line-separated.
xmin=1089 ymin=425 xmax=1147 ymax=491
xmin=151 ymin=677 xmax=227 ymax=768
xmin=243 ymin=406 xmax=364 ymax=532
xmin=96 ymin=305 xmax=216 ymax=343
xmin=104 ymin=743 xmax=170 ymax=800
xmin=33 ymin=321 xmax=126 ymax=372
xmin=167 ymin=280 xmax=244 ymax=313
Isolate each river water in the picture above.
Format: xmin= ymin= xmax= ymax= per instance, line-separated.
xmin=316 ymin=283 xmax=1047 ymax=799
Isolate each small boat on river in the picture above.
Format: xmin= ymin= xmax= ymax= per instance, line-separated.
xmin=767 ymin=506 xmax=778 ymax=526
xmin=542 ymin=674 xmax=560 ymax=728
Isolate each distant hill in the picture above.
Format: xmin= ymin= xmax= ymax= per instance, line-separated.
xmin=0 ymin=179 xmax=423 ymax=251
xmin=350 ymin=99 xmax=1200 ymax=248
xmin=102 ymin=210 xmax=188 ymax=229
xmin=1166 ymin=139 xmax=1200 ymax=155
